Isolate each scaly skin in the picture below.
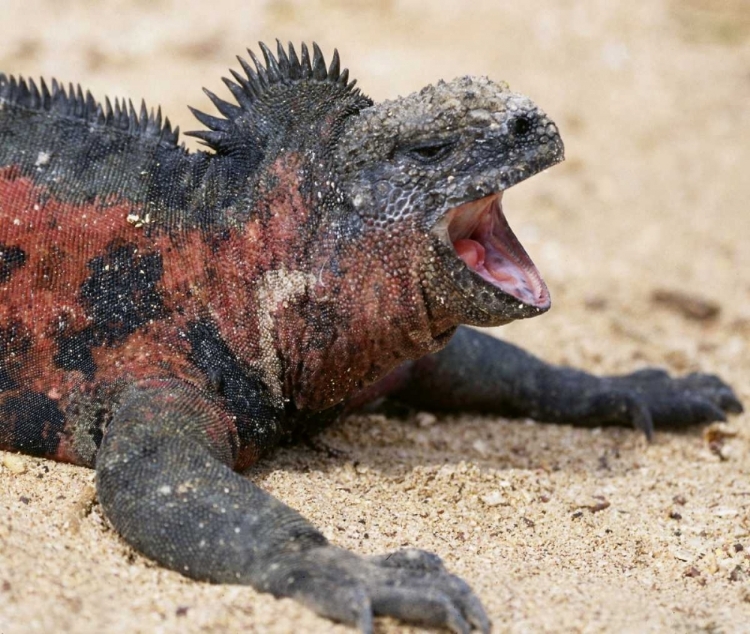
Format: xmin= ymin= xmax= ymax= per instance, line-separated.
xmin=0 ymin=42 xmax=742 ymax=632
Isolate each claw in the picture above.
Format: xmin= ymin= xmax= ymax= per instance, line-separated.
xmin=631 ymin=405 xmax=654 ymax=441
xmin=462 ymin=588 xmax=492 ymax=633
xmin=445 ymin=604 xmax=473 ymax=634
xmin=655 ymin=396 xmax=728 ymax=427
xmin=356 ymin=606 xmax=374 ymax=634
xmin=607 ymin=368 xmax=742 ymax=431
xmin=264 ymin=545 xmax=490 ymax=632
xmin=718 ymin=391 xmax=744 ymax=415
xmin=691 ymin=399 xmax=728 ymax=424
xmin=371 ymin=588 xmax=471 ymax=634
xmin=616 ymin=394 xmax=654 ymax=440
xmin=370 ymin=549 xmax=490 ymax=631
xmin=372 ymin=548 xmax=445 ymax=571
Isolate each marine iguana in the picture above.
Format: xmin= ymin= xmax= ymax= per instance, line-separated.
xmin=0 ymin=42 xmax=742 ymax=633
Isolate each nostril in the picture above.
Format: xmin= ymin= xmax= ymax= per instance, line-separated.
xmin=513 ymin=116 xmax=531 ymax=136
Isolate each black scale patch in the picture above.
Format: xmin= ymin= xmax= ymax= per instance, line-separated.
xmin=186 ymin=319 xmax=283 ymax=452
xmin=0 ymin=390 xmax=65 ymax=456
xmin=0 ymin=320 xmax=32 ymax=392
xmin=0 ymin=244 xmax=26 ymax=283
xmin=55 ymin=241 xmax=166 ymax=377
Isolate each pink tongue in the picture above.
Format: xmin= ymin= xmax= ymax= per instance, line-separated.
xmin=454 ymin=239 xmax=485 ymax=269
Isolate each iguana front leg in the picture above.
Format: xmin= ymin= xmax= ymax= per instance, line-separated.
xmin=389 ymin=327 xmax=743 ymax=439
xmin=96 ymin=379 xmax=490 ymax=634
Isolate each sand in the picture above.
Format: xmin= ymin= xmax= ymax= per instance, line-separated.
xmin=1 ymin=0 xmax=749 ymax=632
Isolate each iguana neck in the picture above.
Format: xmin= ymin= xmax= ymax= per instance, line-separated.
xmin=283 ymin=230 xmax=450 ymax=412
xmin=196 ymin=155 xmax=449 ymax=414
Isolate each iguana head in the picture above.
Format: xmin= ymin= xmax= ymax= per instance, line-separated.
xmin=335 ymin=75 xmax=564 ymax=328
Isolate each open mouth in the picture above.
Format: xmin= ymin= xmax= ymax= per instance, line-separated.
xmin=444 ymin=192 xmax=550 ymax=310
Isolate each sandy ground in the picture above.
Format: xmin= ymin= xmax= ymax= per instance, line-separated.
xmin=1 ymin=0 xmax=749 ymax=632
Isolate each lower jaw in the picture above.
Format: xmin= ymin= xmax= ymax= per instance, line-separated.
xmin=427 ymin=238 xmax=551 ymax=329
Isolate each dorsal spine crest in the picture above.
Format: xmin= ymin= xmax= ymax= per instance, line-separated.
xmin=185 ymin=41 xmax=369 ymax=153
xmin=0 ymin=73 xmax=179 ymax=145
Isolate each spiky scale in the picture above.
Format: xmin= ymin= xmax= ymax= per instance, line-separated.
xmin=10 ymin=77 xmax=24 ymax=107
xmin=127 ymin=100 xmax=138 ymax=132
xmin=327 ymin=49 xmax=340 ymax=82
xmin=103 ymin=96 xmax=114 ymax=125
xmin=235 ymin=58 xmax=262 ymax=99
xmin=299 ymin=42 xmax=312 ymax=77
xmin=202 ymin=87 xmax=243 ymax=121
xmin=51 ymin=82 xmax=66 ymax=114
xmin=311 ymin=43 xmax=327 ymax=81
xmin=153 ymin=106 xmax=163 ymax=132
xmin=39 ymin=78 xmax=51 ymax=108
xmin=111 ymin=98 xmax=121 ymax=126
xmin=222 ymin=70 xmax=262 ymax=111
xmin=59 ymin=82 xmax=70 ymax=115
xmin=275 ymin=40 xmax=291 ymax=77
xmin=147 ymin=107 xmax=160 ymax=136
xmin=259 ymin=41 xmax=282 ymax=83
xmin=87 ymin=91 xmax=98 ymax=118
xmin=19 ymin=78 xmax=31 ymax=108
xmin=115 ymin=106 xmax=124 ymax=129
xmin=121 ymin=100 xmax=131 ymax=130
xmin=186 ymin=129 xmax=225 ymax=147
xmin=27 ymin=78 xmax=41 ymax=109
xmin=94 ymin=103 xmax=105 ymax=126
xmin=23 ymin=78 xmax=32 ymax=106
xmin=223 ymin=75 xmax=255 ymax=110
xmin=74 ymin=84 xmax=85 ymax=117
xmin=247 ymin=50 xmax=270 ymax=89
xmin=12 ymin=77 xmax=22 ymax=103
xmin=138 ymin=100 xmax=149 ymax=134
xmin=286 ymin=42 xmax=302 ymax=80
xmin=9 ymin=77 xmax=21 ymax=103
xmin=188 ymin=106 xmax=230 ymax=133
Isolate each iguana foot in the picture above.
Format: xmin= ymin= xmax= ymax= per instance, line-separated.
xmin=257 ymin=546 xmax=491 ymax=633
xmin=602 ymin=368 xmax=743 ymax=438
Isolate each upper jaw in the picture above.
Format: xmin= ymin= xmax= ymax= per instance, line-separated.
xmin=444 ymin=145 xmax=565 ymax=210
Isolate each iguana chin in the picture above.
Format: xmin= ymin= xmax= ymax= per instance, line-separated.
xmin=0 ymin=42 xmax=742 ymax=633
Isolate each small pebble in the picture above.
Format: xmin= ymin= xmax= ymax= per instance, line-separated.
xmin=2 ymin=454 xmax=27 ymax=474
xmin=651 ymin=288 xmax=720 ymax=321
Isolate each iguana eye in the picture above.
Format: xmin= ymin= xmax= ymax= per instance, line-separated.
xmin=403 ymin=141 xmax=454 ymax=163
